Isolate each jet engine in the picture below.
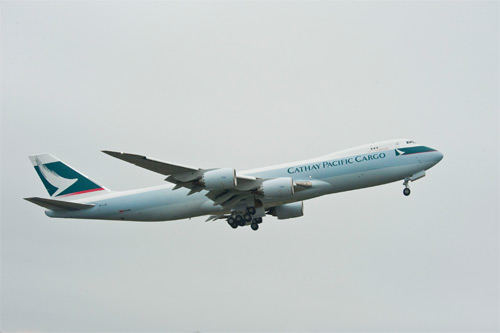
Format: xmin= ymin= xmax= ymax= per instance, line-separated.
xmin=256 ymin=177 xmax=294 ymax=198
xmin=271 ymin=202 xmax=304 ymax=219
xmin=199 ymin=168 xmax=237 ymax=190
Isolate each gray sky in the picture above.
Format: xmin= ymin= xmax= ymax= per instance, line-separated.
xmin=1 ymin=1 xmax=499 ymax=332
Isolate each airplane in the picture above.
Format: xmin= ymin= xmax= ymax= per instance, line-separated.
xmin=25 ymin=139 xmax=443 ymax=231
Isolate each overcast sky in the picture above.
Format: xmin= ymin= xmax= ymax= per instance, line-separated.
xmin=1 ymin=1 xmax=499 ymax=332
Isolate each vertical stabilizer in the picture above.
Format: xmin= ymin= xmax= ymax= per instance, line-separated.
xmin=29 ymin=154 xmax=110 ymax=198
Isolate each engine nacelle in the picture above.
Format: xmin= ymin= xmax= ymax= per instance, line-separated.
xmin=256 ymin=177 xmax=294 ymax=198
xmin=272 ymin=202 xmax=304 ymax=219
xmin=200 ymin=168 xmax=237 ymax=190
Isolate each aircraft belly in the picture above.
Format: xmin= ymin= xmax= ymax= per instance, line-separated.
xmin=47 ymin=187 xmax=210 ymax=222
xmin=114 ymin=196 xmax=209 ymax=221
xmin=327 ymin=163 xmax=423 ymax=193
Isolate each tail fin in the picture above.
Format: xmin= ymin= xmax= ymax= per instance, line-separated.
xmin=29 ymin=154 xmax=110 ymax=198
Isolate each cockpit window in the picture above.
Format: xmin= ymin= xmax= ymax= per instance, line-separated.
xmin=406 ymin=140 xmax=416 ymax=144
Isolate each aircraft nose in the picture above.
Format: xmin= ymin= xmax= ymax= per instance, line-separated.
xmin=434 ymin=150 xmax=444 ymax=164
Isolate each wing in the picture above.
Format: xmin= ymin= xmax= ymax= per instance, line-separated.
xmin=102 ymin=150 xmax=262 ymax=208
xmin=102 ymin=150 xmax=201 ymax=176
xmin=102 ymin=151 xmax=314 ymax=210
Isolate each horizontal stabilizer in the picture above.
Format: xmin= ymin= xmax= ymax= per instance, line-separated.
xmin=25 ymin=197 xmax=95 ymax=211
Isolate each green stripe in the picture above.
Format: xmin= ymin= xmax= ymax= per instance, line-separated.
xmin=400 ymin=146 xmax=436 ymax=155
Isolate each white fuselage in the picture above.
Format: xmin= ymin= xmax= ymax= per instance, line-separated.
xmin=46 ymin=139 xmax=443 ymax=221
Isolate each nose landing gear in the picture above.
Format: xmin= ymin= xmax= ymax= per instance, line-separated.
xmin=403 ymin=178 xmax=411 ymax=196
xmin=402 ymin=171 xmax=426 ymax=196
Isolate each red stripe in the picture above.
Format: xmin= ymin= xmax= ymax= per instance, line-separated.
xmin=58 ymin=188 xmax=105 ymax=197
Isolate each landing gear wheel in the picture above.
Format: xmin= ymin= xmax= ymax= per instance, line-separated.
xmin=243 ymin=214 xmax=252 ymax=222
xmin=235 ymin=215 xmax=245 ymax=226
xmin=248 ymin=207 xmax=256 ymax=215
xmin=227 ymin=217 xmax=238 ymax=229
xmin=251 ymin=223 xmax=259 ymax=231
xmin=403 ymin=188 xmax=411 ymax=196
xmin=254 ymin=217 xmax=263 ymax=224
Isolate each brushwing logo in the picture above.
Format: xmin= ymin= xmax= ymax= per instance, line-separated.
xmin=35 ymin=158 xmax=78 ymax=197
xmin=395 ymin=148 xmax=406 ymax=156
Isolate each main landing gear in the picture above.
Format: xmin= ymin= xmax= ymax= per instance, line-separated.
xmin=251 ymin=217 xmax=263 ymax=230
xmin=403 ymin=178 xmax=411 ymax=196
xmin=227 ymin=217 xmax=238 ymax=229
xmin=227 ymin=208 xmax=263 ymax=231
